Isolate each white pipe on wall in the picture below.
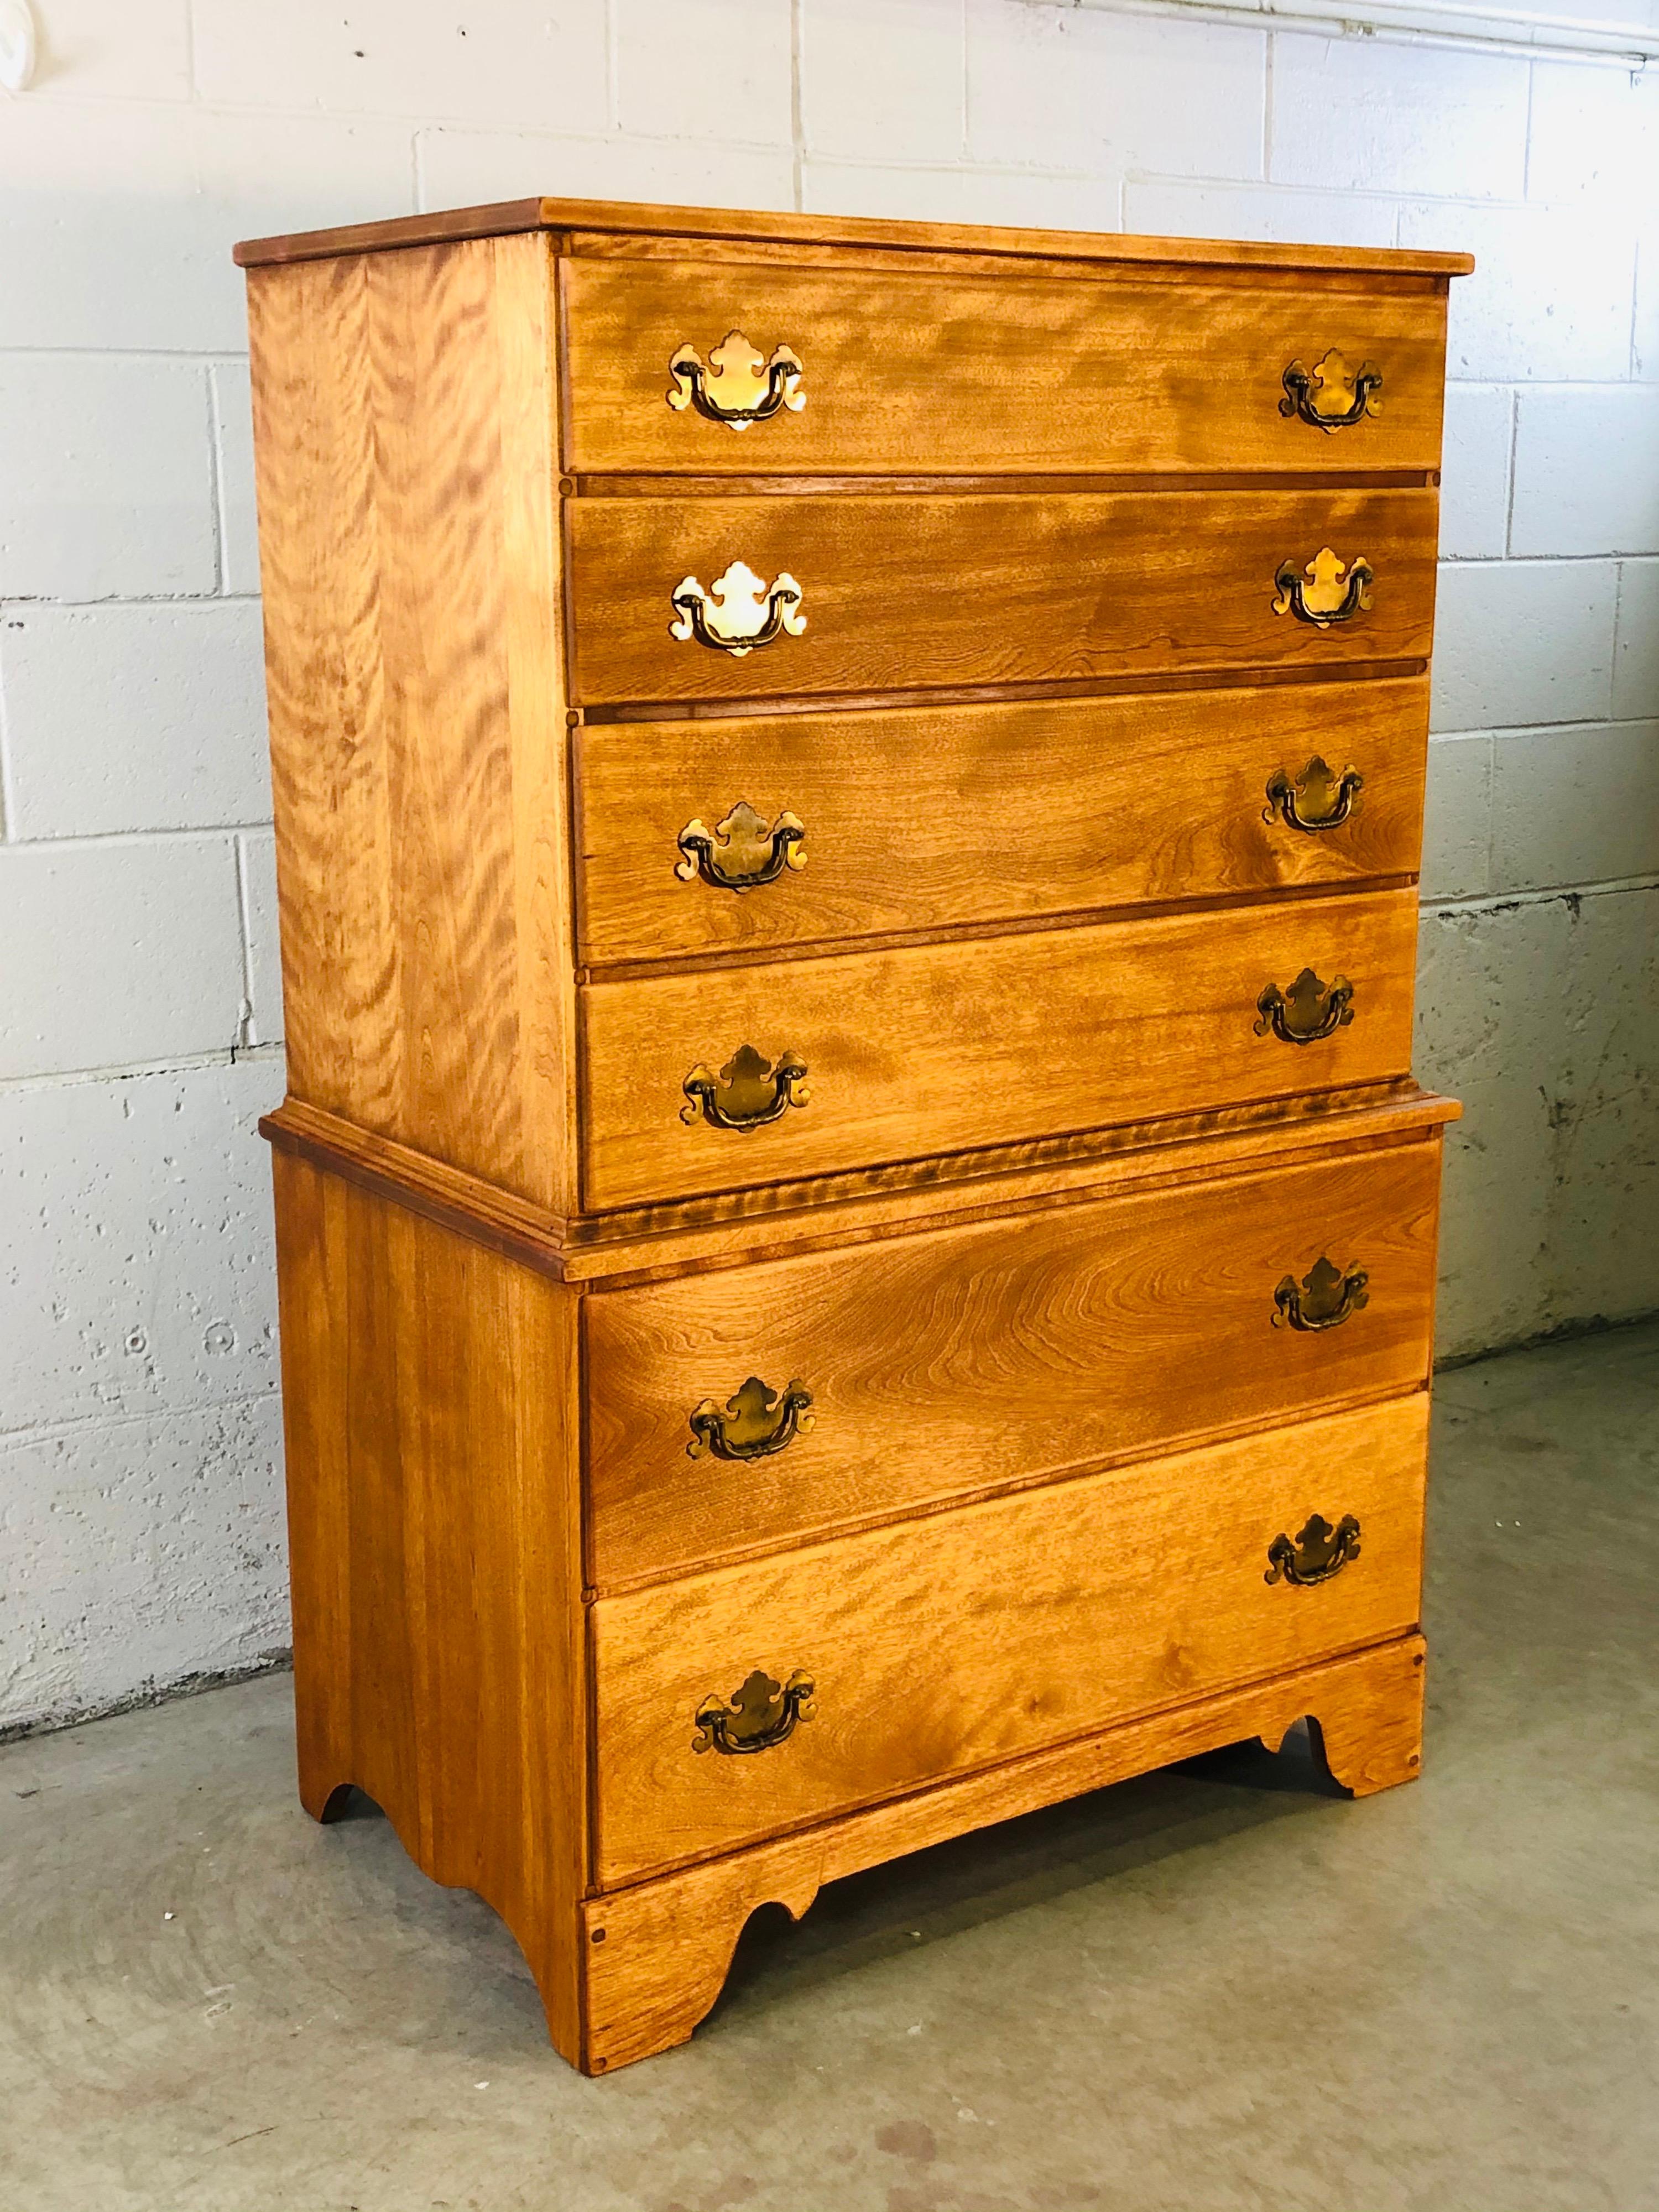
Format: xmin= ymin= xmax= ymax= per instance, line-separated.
xmin=1055 ymin=0 xmax=1658 ymax=68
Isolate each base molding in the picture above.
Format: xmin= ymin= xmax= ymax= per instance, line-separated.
xmin=575 ymin=1632 xmax=1425 ymax=2073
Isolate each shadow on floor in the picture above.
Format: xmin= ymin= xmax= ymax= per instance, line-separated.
xmin=716 ymin=1722 xmax=1340 ymax=2018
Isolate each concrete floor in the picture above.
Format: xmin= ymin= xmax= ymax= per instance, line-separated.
xmin=3 ymin=1322 xmax=1656 ymax=2212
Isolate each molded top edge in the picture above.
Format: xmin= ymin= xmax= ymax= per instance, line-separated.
xmin=234 ymin=194 xmax=1475 ymax=279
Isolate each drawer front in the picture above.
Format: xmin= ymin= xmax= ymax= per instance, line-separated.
xmin=562 ymin=260 xmax=1448 ymax=476
xmin=577 ymin=677 xmax=1429 ymax=965
xmin=566 ymin=488 xmax=1438 ymax=705
xmin=585 ymin=1136 xmax=1441 ymax=1585
xmin=580 ymin=886 xmax=1418 ymax=1211
xmin=591 ymin=1394 xmax=1429 ymax=1883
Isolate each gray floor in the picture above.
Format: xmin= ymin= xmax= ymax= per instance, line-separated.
xmin=4 ymin=1323 xmax=1656 ymax=2212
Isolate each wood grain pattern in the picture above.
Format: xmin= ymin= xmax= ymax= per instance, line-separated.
xmin=590 ymin=1396 xmax=1427 ymax=1883
xmin=585 ymin=1134 xmax=1441 ymax=1584
xmin=566 ymin=487 xmax=1439 ymax=704
xmin=580 ymin=885 xmax=1421 ymax=1211
xmin=563 ymin=260 xmax=1447 ymax=476
xmin=272 ymin=1149 xmax=588 ymax=2065
xmin=578 ymin=1630 xmax=1426 ymax=2071
xmin=572 ymin=240 xmax=1451 ymax=299
xmin=576 ymin=676 xmax=1429 ymax=966
xmin=247 ymin=233 xmax=577 ymax=1213
xmin=234 ymin=192 xmax=1474 ymax=279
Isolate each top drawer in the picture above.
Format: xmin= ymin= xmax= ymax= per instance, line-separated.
xmin=562 ymin=259 xmax=1449 ymax=477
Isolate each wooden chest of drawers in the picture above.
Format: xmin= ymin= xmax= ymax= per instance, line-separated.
xmin=239 ymin=195 xmax=1469 ymax=2075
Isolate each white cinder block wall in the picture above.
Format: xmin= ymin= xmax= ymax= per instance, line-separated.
xmin=2 ymin=0 xmax=1656 ymax=1735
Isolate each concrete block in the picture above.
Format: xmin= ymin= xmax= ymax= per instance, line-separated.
xmin=802 ymin=160 xmax=1122 ymax=232
xmin=1270 ymin=36 xmax=1528 ymax=202
xmin=1511 ymin=388 xmax=1659 ymax=559
xmin=1420 ymin=732 xmax=1493 ymax=902
xmin=190 ymin=0 xmax=608 ymax=132
xmin=1490 ymin=720 xmax=1659 ymax=893
xmin=0 ymin=102 xmax=414 ymax=356
xmin=1399 ymin=201 xmax=1637 ymax=384
xmin=417 ymin=128 xmax=795 ymax=217
xmin=967 ymin=0 xmax=1265 ymax=183
xmin=0 ymin=1057 xmax=283 ymax=1434
xmin=239 ymin=832 xmax=284 ymax=1048
xmin=1525 ymin=60 xmax=1659 ymax=208
xmin=1416 ymin=897 xmax=1558 ymax=1358
xmin=0 ymin=101 xmax=189 ymax=351
xmin=1613 ymin=559 xmax=1659 ymax=722
xmin=0 ymin=603 xmax=269 ymax=839
xmin=211 ymin=362 xmax=261 ymax=599
xmin=1439 ymin=385 xmax=1512 ymax=561
xmin=1539 ymin=884 xmax=1659 ymax=1330
xmin=0 ymin=357 xmax=216 ymax=601
xmin=0 ymin=839 xmax=246 ymax=1081
xmin=614 ymin=0 xmax=795 ymax=147
xmin=1637 ymin=240 xmax=1658 ymax=380
xmin=17 ymin=0 xmax=190 ymax=101
xmin=1431 ymin=561 xmax=1616 ymax=734
xmin=1122 ymin=180 xmax=1396 ymax=251
xmin=0 ymin=1396 xmax=288 ymax=1735
xmin=1420 ymin=883 xmax=1659 ymax=1357
xmin=802 ymin=0 xmax=965 ymax=163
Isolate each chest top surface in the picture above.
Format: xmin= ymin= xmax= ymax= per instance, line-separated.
xmin=234 ymin=192 xmax=1474 ymax=281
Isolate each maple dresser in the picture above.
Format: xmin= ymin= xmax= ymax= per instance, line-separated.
xmin=237 ymin=197 xmax=1470 ymax=2074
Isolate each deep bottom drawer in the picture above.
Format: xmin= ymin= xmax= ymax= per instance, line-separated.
xmin=585 ymin=1133 xmax=1441 ymax=1584
xmin=591 ymin=1394 xmax=1428 ymax=1886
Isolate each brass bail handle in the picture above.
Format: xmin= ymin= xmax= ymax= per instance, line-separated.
xmin=1255 ymin=967 xmax=1355 ymax=1046
xmin=686 ymin=1375 xmax=815 ymax=1463
xmin=676 ymin=801 xmax=807 ymax=892
xmin=1272 ymin=547 xmax=1374 ymax=629
xmin=1280 ymin=349 xmax=1383 ymax=432
xmin=681 ymin=1044 xmax=810 ymax=1131
xmin=1265 ymin=1513 xmax=1363 ymax=1585
xmin=1264 ymin=757 xmax=1364 ymax=833
xmin=692 ymin=1668 xmax=816 ymax=1755
xmin=669 ymin=560 xmax=806 ymax=656
xmin=1272 ymin=1255 xmax=1369 ymax=1332
xmin=667 ymin=331 xmax=806 ymax=428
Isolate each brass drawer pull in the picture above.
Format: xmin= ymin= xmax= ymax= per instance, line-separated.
xmin=1255 ymin=966 xmax=1354 ymax=1045
xmin=1279 ymin=349 xmax=1382 ymax=432
xmin=1265 ymin=1512 xmax=1363 ymax=1585
xmin=667 ymin=331 xmax=805 ymax=428
xmin=676 ymin=800 xmax=807 ymax=891
xmin=1272 ymin=547 xmax=1373 ymax=629
xmin=686 ymin=1374 xmax=815 ymax=1463
xmin=1272 ymin=1256 xmax=1369 ymax=1332
xmin=693 ymin=1668 xmax=816 ymax=1755
xmin=681 ymin=1044 xmax=810 ymax=1131
xmin=1264 ymin=756 xmax=1363 ymax=833
xmin=670 ymin=561 xmax=806 ymax=657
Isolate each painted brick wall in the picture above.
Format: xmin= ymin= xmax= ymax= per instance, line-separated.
xmin=2 ymin=0 xmax=1656 ymax=1734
